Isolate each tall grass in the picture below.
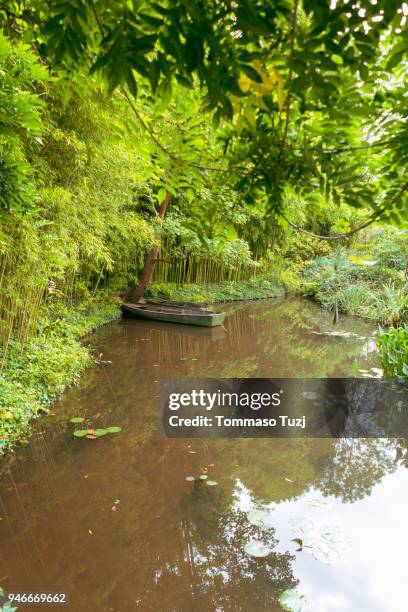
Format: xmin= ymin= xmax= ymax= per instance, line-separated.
xmin=153 ymin=236 xmax=259 ymax=285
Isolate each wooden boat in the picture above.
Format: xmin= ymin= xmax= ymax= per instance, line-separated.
xmin=121 ymin=302 xmax=226 ymax=327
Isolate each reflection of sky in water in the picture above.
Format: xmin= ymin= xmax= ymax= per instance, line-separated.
xmin=233 ymin=462 xmax=408 ymax=611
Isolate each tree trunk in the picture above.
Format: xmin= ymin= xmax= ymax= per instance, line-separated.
xmin=126 ymin=191 xmax=171 ymax=302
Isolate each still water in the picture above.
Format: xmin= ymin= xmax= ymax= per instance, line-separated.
xmin=0 ymin=298 xmax=406 ymax=611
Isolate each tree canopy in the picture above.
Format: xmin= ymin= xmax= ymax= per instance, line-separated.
xmin=0 ymin=0 xmax=407 ymax=231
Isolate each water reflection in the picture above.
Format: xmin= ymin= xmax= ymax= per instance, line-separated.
xmin=0 ymin=298 xmax=405 ymax=611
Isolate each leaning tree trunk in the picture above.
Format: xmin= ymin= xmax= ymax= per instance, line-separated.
xmin=126 ymin=191 xmax=171 ymax=302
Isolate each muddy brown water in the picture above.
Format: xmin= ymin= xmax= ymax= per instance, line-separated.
xmin=0 ymin=298 xmax=406 ymax=611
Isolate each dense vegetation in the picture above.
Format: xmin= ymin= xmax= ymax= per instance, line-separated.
xmin=0 ymin=1 xmax=407 ymax=451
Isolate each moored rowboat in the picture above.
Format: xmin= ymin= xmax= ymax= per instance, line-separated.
xmin=121 ymin=302 xmax=226 ymax=327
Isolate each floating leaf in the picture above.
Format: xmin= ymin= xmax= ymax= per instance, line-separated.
xmin=185 ymin=476 xmax=195 ymax=482
xmin=106 ymin=426 xmax=122 ymax=433
xmin=301 ymin=391 xmax=318 ymax=400
xmin=289 ymin=518 xmax=313 ymax=535
xmin=199 ymin=474 xmax=208 ymax=481
xmin=290 ymin=518 xmax=349 ymax=564
xmin=114 ymin=499 xmax=120 ymax=505
xmin=70 ymin=417 xmax=84 ymax=424
xmin=305 ymin=538 xmax=341 ymax=563
xmin=307 ymin=498 xmax=331 ymax=512
xmin=246 ymin=510 xmax=275 ymax=530
xmin=73 ymin=430 xmax=87 ymax=438
xmin=278 ymin=587 xmax=308 ymax=611
xmin=244 ymin=540 xmax=272 ymax=558
xmin=206 ymin=480 xmax=218 ymax=486
xmin=292 ymin=537 xmax=303 ymax=551
xmin=93 ymin=428 xmax=108 ymax=437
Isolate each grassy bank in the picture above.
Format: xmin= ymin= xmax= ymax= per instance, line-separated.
xmin=148 ymin=277 xmax=285 ymax=304
xmin=0 ymin=298 xmax=121 ymax=455
xmin=283 ymin=229 xmax=408 ymax=377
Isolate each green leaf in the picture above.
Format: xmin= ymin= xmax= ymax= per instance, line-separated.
xmin=70 ymin=417 xmax=84 ymax=424
xmin=246 ymin=510 xmax=275 ymax=530
xmin=157 ymin=187 xmax=167 ymax=204
xmin=73 ymin=430 xmax=88 ymax=438
xmin=279 ymin=588 xmax=307 ymax=611
xmin=241 ymin=64 xmax=263 ymax=83
xmin=244 ymin=540 xmax=272 ymax=557
xmin=106 ymin=426 xmax=122 ymax=433
xmin=93 ymin=428 xmax=109 ymax=437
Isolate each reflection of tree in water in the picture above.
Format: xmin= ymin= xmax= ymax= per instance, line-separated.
xmin=315 ymin=438 xmax=397 ymax=503
xmin=228 ymin=439 xmax=318 ymax=503
xmin=175 ymin=484 xmax=297 ymax=611
xmin=246 ymin=299 xmax=377 ymax=377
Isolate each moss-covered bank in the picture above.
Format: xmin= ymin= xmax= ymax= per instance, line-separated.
xmin=0 ymin=298 xmax=121 ymax=455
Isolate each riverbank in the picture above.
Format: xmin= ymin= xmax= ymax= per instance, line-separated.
xmin=148 ymin=277 xmax=285 ymax=303
xmin=0 ymin=298 xmax=121 ymax=455
xmin=151 ymin=267 xmax=407 ymax=377
xmin=0 ymin=278 xmax=284 ymax=455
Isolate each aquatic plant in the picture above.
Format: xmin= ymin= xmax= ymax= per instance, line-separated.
xmin=278 ymin=588 xmax=308 ymax=612
xmin=377 ymin=326 xmax=408 ymax=377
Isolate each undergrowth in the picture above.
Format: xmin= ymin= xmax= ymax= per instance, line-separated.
xmin=0 ymin=297 xmax=120 ymax=455
xmin=149 ymin=277 xmax=285 ymax=303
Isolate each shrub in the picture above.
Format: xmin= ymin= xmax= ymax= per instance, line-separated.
xmin=376 ymin=326 xmax=408 ymax=377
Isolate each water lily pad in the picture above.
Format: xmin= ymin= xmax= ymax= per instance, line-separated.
xmin=206 ymin=480 xmax=218 ymax=486
xmin=106 ymin=426 xmax=122 ymax=433
xmin=307 ymin=498 xmax=331 ymax=512
xmin=301 ymin=391 xmax=318 ymax=400
xmin=290 ymin=518 xmax=348 ymax=564
xmin=93 ymin=428 xmax=108 ymax=437
xmin=73 ymin=430 xmax=87 ymax=438
xmin=306 ymin=538 xmax=341 ymax=564
xmin=278 ymin=587 xmax=307 ymax=611
xmin=185 ymin=476 xmax=195 ymax=482
xmin=70 ymin=417 xmax=84 ymax=424
xmin=246 ymin=510 xmax=275 ymax=530
xmin=289 ymin=518 xmax=313 ymax=535
xmin=199 ymin=474 xmax=208 ymax=481
xmin=244 ymin=540 xmax=272 ymax=558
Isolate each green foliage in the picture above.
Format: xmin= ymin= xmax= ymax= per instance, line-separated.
xmin=377 ymin=326 xmax=408 ymax=378
xmin=0 ymin=35 xmax=156 ymax=351
xmin=149 ymin=277 xmax=285 ymax=304
xmin=0 ymin=31 xmax=48 ymax=214
xmin=0 ymin=297 xmax=120 ymax=454
xmin=301 ymin=236 xmax=408 ymax=326
xmin=1 ymin=1 xmax=407 ymax=223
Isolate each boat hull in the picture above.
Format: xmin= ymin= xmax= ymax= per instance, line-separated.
xmin=121 ymin=303 xmax=226 ymax=327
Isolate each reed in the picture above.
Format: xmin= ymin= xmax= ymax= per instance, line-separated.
xmin=153 ymin=238 xmax=259 ymax=286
